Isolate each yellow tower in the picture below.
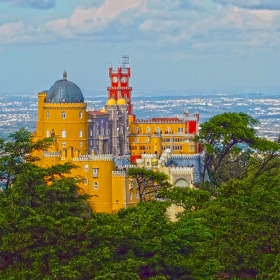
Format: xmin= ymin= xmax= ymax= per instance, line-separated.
xmin=36 ymin=71 xmax=88 ymax=155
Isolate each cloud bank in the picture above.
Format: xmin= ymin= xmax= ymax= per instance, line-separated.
xmin=0 ymin=0 xmax=280 ymax=55
xmin=0 ymin=0 xmax=56 ymax=9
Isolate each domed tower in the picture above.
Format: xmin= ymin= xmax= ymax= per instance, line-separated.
xmin=36 ymin=71 xmax=88 ymax=154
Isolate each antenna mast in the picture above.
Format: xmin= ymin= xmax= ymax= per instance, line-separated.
xmin=122 ymin=55 xmax=129 ymax=69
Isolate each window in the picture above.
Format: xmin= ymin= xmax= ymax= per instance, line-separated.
xmin=79 ymin=130 xmax=83 ymax=137
xmin=129 ymin=180 xmax=134 ymax=190
xmin=156 ymin=127 xmax=160 ymax=133
xmin=90 ymin=140 xmax=93 ymax=146
xmin=93 ymin=182 xmax=98 ymax=190
xmin=146 ymin=127 xmax=150 ymax=133
xmin=92 ymin=168 xmax=98 ymax=178
xmin=178 ymin=127 xmax=184 ymax=133
xmin=167 ymin=127 xmax=171 ymax=132
xmin=135 ymin=137 xmax=138 ymax=143
xmin=46 ymin=111 xmax=49 ymax=118
xmin=62 ymin=142 xmax=66 ymax=147
xmin=146 ymin=137 xmax=149 ymax=143
xmin=84 ymin=179 xmax=88 ymax=185
xmin=136 ymin=191 xmax=139 ymax=199
xmin=46 ymin=130 xmax=50 ymax=137
xmin=80 ymin=141 xmax=83 ymax=147
xmin=61 ymin=130 xmax=66 ymax=138
xmin=190 ymin=146 xmax=194 ymax=151
xmin=79 ymin=111 xmax=82 ymax=118
xmin=90 ymin=129 xmax=93 ymax=137
xmin=136 ymin=127 xmax=139 ymax=133
xmin=130 ymin=193 xmax=132 ymax=200
xmin=85 ymin=164 xmax=89 ymax=171
xmin=61 ymin=111 xmax=66 ymax=119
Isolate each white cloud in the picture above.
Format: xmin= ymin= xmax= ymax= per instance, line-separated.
xmin=0 ymin=0 xmax=280 ymax=55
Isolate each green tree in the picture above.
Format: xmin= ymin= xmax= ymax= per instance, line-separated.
xmin=188 ymin=175 xmax=280 ymax=279
xmin=0 ymin=160 xmax=95 ymax=279
xmin=196 ymin=112 xmax=280 ymax=188
xmin=0 ymin=130 xmax=96 ymax=279
xmin=159 ymin=186 xmax=211 ymax=212
xmin=0 ymin=128 xmax=53 ymax=189
xmin=127 ymin=167 xmax=171 ymax=202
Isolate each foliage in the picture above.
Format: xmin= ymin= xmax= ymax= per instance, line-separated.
xmin=196 ymin=112 xmax=280 ymax=187
xmin=185 ymin=175 xmax=280 ymax=279
xmin=1 ymin=128 xmax=280 ymax=279
xmin=159 ymin=186 xmax=211 ymax=212
xmin=0 ymin=128 xmax=53 ymax=189
xmin=127 ymin=168 xmax=171 ymax=202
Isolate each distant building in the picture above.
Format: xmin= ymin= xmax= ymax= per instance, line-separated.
xmin=33 ymin=56 xmax=204 ymax=213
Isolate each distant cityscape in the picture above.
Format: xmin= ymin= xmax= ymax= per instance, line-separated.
xmin=1 ymin=88 xmax=280 ymax=141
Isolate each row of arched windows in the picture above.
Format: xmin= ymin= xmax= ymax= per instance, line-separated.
xmin=46 ymin=111 xmax=83 ymax=119
xmin=162 ymin=138 xmax=183 ymax=142
xmin=129 ymin=145 xmax=151 ymax=151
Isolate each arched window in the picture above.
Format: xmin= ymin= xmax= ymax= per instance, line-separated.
xmin=61 ymin=111 xmax=66 ymax=119
xmin=79 ymin=111 xmax=82 ymax=118
xmin=46 ymin=111 xmax=50 ymax=118
xmin=84 ymin=164 xmax=89 ymax=171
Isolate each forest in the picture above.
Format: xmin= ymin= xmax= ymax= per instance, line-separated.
xmin=0 ymin=112 xmax=280 ymax=279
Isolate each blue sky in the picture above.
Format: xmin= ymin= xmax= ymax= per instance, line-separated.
xmin=0 ymin=0 xmax=280 ymax=94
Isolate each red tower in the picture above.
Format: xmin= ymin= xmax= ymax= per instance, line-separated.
xmin=107 ymin=55 xmax=133 ymax=114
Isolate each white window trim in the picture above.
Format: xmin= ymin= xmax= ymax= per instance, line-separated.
xmin=61 ymin=130 xmax=66 ymax=138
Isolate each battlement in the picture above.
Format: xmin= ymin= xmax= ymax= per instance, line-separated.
xmin=141 ymin=153 xmax=157 ymax=159
xmin=171 ymin=154 xmax=201 ymax=160
xmin=134 ymin=119 xmax=185 ymax=124
xmin=170 ymin=166 xmax=194 ymax=173
xmin=38 ymin=91 xmax=47 ymax=96
xmin=112 ymin=171 xmax=127 ymax=177
xmin=73 ymin=154 xmax=114 ymax=161
xmin=43 ymin=151 xmax=61 ymax=157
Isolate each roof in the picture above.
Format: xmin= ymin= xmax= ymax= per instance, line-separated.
xmin=88 ymin=110 xmax=108 ymax=115
xmin=45 ymin=72 xmax=84 ymax=103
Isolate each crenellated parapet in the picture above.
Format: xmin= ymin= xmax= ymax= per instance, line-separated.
xmin=43 ymin=151 xmax=61 ymax=157
xmin=112 ymin=171 xmax=127 ymax=177
xmin=170 ymin=166 xmax=194 ymax=173
xmin=73 ymin=154 xmax=114 ymax=161
xmin=134 ymin=119 xmax=185 ymax=124
xmin=171 ymin=154 xmax=201 ymax=160
xmin=141 ymin=153 xmax=157 ymax=159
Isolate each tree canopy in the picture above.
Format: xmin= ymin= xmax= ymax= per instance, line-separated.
xmin=195 ymin=112 xmax=280 ymax=188
xmin=1 ymin=122 xmax=280 ymax=279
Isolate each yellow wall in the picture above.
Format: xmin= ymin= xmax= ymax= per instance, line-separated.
xmin=128 ymin=120 xmax=197 ymax=156
xmin=112 ymin=175 xmax=138 ymax=212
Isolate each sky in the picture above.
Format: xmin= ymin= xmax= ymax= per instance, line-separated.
xmin=0 ymin=0 xmax=280 ymax=95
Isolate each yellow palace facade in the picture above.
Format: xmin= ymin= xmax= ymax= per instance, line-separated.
xmin=33 ymin=59 xmax=202 ymax=213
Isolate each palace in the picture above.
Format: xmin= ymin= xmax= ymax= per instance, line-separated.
xmin=33 ymin=56 xmax=203 ymax=213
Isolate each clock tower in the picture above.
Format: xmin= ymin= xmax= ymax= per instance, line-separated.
xmin=107 ymin=55 xmax=133 ymax=114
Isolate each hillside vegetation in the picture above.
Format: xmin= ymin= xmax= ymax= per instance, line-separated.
xmin=0 ymin=113 xmax=280 ymax=279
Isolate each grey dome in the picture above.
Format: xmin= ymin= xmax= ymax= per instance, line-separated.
xmin=45 ymin=72 xmax=84 ymax=103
